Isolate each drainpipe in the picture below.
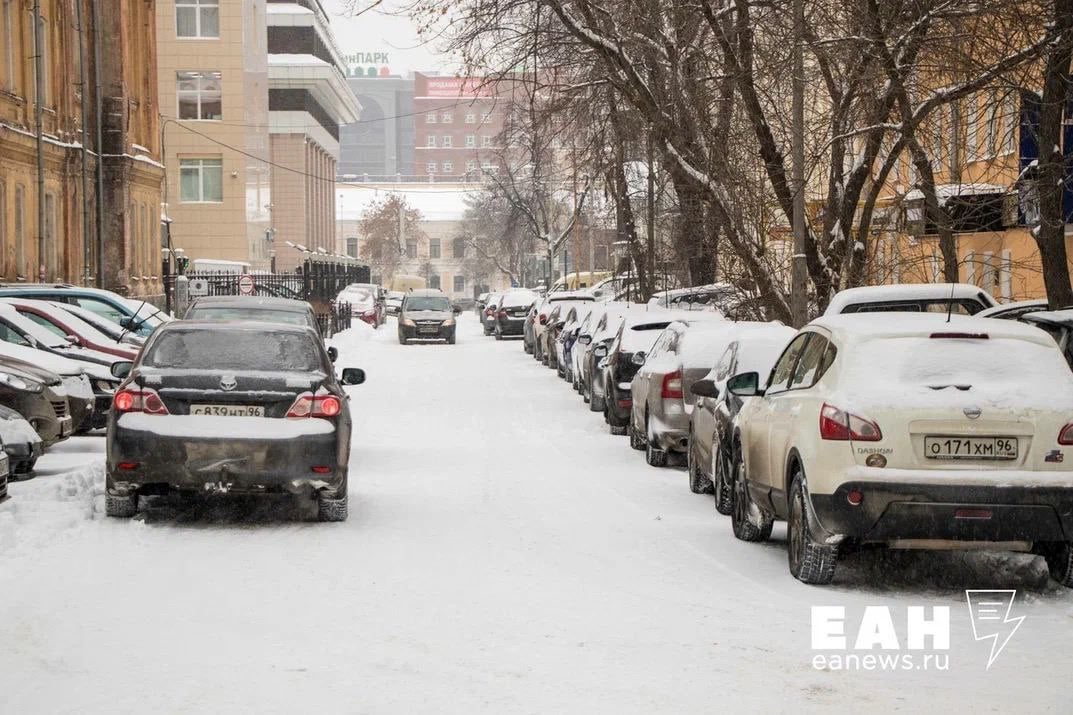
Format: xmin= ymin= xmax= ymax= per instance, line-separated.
xmin=32 ymin=0 xmax=44 ymax=281
xmin=92 ymin=0 xmax=105 ymax=286
xmin=76 ymin=0 xmax=91 ymax=285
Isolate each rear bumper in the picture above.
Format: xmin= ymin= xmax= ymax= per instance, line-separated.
xmin=811 ymin=481 xmax=1073 ymax=543
xmin=495 ymin=317 xmax=525 ymax=335
xmin=107 ymin=416 xmax=346 ymax=495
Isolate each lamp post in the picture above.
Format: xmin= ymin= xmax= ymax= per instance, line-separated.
xmin=161 ymin=247 xmax=172 ymax=315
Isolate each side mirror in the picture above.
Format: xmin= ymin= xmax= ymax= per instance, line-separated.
xmin=631 ymin=351 xmax=646 ymax=366
xmin=593 ymin=344 xmax=608 ymax=358
xmin=111 ymin=361 xmax=133 ymax=380
xmin=327 ymin=346 xmax=339 ymax=363
xmin=577 ymin=335 xmax=592 ymax=345
xmin=727 ymin=371 xmax=761 ymax=397
xmin=690 ymin=378 xmax=720 ymax=399
xmin=341 ymin=368 xmax=365 ymax=386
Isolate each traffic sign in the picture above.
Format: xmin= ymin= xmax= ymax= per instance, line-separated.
xmin=188 ymin=278 xmax=209 ymax=297
xmin=238 ymin=274 xmax=255 ymax=295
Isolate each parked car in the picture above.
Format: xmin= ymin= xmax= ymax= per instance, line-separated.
xmin=977 ymin=299 xmax=1050 ymax=320
xmin=0 ymin=341 xmax=97 ymax=433
xmin=577 ymin=304 xmax=631 ymax=410
xmin=602 ymin=315 xmax=678 ymax=436
xmin=628 ymin=320 xmax=742 ymax=467
xmin=0 ymin=404 xmax=43 ymax=475
xmin=54 ymin=302 xmax=146 ymax=348
xmin=336 ymin=283 xmax=384 ymax=328
xmin=728 ymin=313 xmax=1073 ymax=586
xmin=0 ymin=445 xmax=10 ymax=504
xmin=687 ymin=323 xmax=796 ymax=507
xmin=823 ymin=283 xmax=996 ymax=316
xmin=481 ymin=292 xmax=503 ymax=336
xmin=555 ymin=305 xmax=595 ymax=380
xmin=1 ymin=298 xmax=139 ymax=359
xmin=1019 ymin=310 xmax=1073 ymax=368
xmin=537 ymin=294 xmax=598 ymax=366
xmin=475 ymin=292 xmax=491 ymax=318
xmin=184 ymin=296 xmax=320 ymax=334
xmin=0 ymin=356 xmax=72 ymax=447
xmin=0 ymin=284 xmax=168 ymax=337
xmin=493 ymin=290 xmax=539 ymax=339
xmin=385 ymin=291 xmax=405 ymax=317
xmin=649 ymin=283 xmax=735 ymax=313
xmin=398 ymin=289 xmax=460 ymax=344
xmin=105 ymin=321 xmax=365 ymax=520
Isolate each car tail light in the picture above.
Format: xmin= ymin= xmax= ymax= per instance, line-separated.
xmin=819 ymin=403 xmax=881 ymax=441
xmin=485 ymin=308 xmax=494 ymax=316
xmin=287 ymin=392 xmax=342 ymax=418
xmin=117 ymin=461 xmax=140 ymax=471
xmin=311 ymin=465 xmax=333 ymax=474
xmin=113 ymin=388 xmax=169 ymax=415
xmin=846 ymin=489 xmax=863 ymax=506
xmin=661 ymin=370 xmax=683 ymax=399
xmin=930 ymin=332 xmax=989 ymax=340
xmin=1059 ymin=424 xmax=1073 ymax=445
xmin=498 ymin=309 xmax=507 ymax=319
xmin=539 ymin=313 xmax=547 ymax=325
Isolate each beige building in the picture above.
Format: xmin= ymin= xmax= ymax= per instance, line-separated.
xmin=156 ymin=0 xmax=273 ymax=268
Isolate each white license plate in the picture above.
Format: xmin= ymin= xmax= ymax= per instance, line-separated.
xmin=190 ymin=404 xmax=265 ymax=417
xmin=924 ymin=436 xmax=1018 ymax=460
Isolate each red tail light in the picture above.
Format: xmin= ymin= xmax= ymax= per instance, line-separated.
xmin=311 ymin=466 xmax=333 ymax=474
xmin=820 ymin=403 xmax=881 ymax=441
xmin=497 ymin=309 xmax=507 ymax=319
xmin=661 ymin=370 xmax=683 ymax=399
xmin=539 ymin=313 xmax=547 ymax=325
xmin=930 ymin=332 xmax=989 ymax=340
xmin=1059 ymin=424 xmax=1073 ymax=445
xmin=485 ymin=308 xmax=494 ymax=316
xmin=287 ymin=392 xmax=342 ymax=418
xmin=113 ymin=388 xmax=169 ymax=415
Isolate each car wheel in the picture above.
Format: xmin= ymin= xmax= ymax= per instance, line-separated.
xmin=447 ymin=334 xmax=456 ymax=345
xmin=787 ymin=471 xmax=838 ymax=584
xmin=494 ymin=328 xmax=502 ymax=340
xmin=712 ymin=447 xmax=733 ymax=516
xmin=628 ymin=420 xmax=646 ymax=450
xmin=645 ymin=413 xmax=668 ymax=468
xmin=688 ymin=431 xmax=714 ymax=494
xmin=590 ymin=391 xmax=605 ymax=413
xmin=609 ymin=420 xmax=627 ymax=436
xmin=1035 ymin=542 xmax=1073 ymax=587
xmin=730 ymin=447 xmax=773 ymax=542
xmin=398 ymin=334 xmax=408 ymax=345
xmin=317 ymin=491 xmax=348 ymax=522
xmin=105 ymin=493 xmax=138 ymax=518
xmin=524 ymin=339 xmax=533 ymax=354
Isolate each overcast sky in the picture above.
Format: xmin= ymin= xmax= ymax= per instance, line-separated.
xmin=322 ymin=0 xmax=458 ymax=76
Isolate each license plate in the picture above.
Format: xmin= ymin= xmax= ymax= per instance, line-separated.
xmin=59 ymin=416 xmax=73 ymax=437
xmin=924 ymin=436 xmax=1018 ymax=460
xmin=418 ymin=326 xmax=440 ymax=334
xmin=190 ymin=404 xmax=265 ymax=417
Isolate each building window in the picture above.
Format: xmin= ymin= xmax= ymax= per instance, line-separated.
xmin=466 ymin=160 xmax=478 ymax=173
xmin=442 ymin=161 xmax=453 ymax=173
xmin=453 ymin=237 xmax=465 ymax=258
xmin=426 ymin=162 xmax=436 ymax=174
xmin=176 ymin=0 xmax=219 ymax=39
xmin=442 ymin=136 xmax=453 ymax=148
xmin=482 ymin=135 xmax=493 ymax=148
xmin=429 ymin=239 xmax=441 ymax=259
xmin=441 ymin=112 xmax=453 ymax=123
xmin=465 ymin=113 xmax=476 ymax=123
xmin=345 ymin=237 xmax=358 ymax=257
xmin=428 ymin=274 xmax=441 ymax=289
xmin=425 ymin=112 xmax=437 ymax=123
xmin=1 ymin=0 xmax=14 ymax=92
xmin=177 ymin=71 xmax=222 ymax=120
xmin=465 ymin=135 xmax=475 ymax=148
xmin=406 ymin=240 xmax=417 ymax=258
xmin=481 ymin=161 xmax=497 ymax=173
xmin=180 ymin=158 xmax=223 ymax=202
xmin=453 ymin=275 xmax=465 ymax=293
xmin=13 ymin=184 xmax=24 ymax=276
xmin=427 ymin=135 xmax=436 ymax=147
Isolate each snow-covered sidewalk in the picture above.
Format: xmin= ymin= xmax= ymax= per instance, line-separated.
xmin=1 ymin=315 xmax=1071 ymax=712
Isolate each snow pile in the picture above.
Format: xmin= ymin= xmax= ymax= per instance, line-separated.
xmin=0 ymin=415 xmax=41 ymax=447
xmin=0 ymin=460 xmax=105 ymax=557
xmin=328 ymin=322 xmax=374 ymax=356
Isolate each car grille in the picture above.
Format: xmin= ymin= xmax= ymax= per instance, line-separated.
xmin=51 ymin=400 xmax=68 ymax=418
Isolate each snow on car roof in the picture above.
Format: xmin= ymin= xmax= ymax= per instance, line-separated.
xmin=811 ymin=312 xmax=1056 ymax=347
xmin=823 ymin=283 xmax=996 ymax=316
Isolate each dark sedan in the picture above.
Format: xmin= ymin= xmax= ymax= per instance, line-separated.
xmin=184 ymin=296 xmax=320 ymax=334
xmin=602 ymin=317 xmax=674 ymax=436
xmin=105 ymin=322 xmax=365 ymax=521
xmin=493 ymin=290 xmax=538 ymax=339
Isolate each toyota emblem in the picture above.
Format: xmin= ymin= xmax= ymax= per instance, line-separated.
xmin=963 ymin=406 xmax=982 ymax=420
xmin=220 ymin=376 xmax=237 ymax=391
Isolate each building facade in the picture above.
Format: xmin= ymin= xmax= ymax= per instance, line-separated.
xmin=413 ymin=73 xmax=511 ymax=180
xmin=266 ymin=0 xmax=360 ymax=271
xmin=156 ymin=0 xmax=273 ymax=269
xmin=337 ymin=72 xmax=414 ymax=180
xmin=0 ymin=0 xmax=163 ymax=296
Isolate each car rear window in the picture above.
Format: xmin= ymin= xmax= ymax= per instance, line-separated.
xmin=404 ymin=297 xmax=451 ymax=312
xmin=144 ymin=329 xmax=322 ymax=372
xmin=620 ymin=322 xmax=672 ymax=352
xmin=185 ymin=307 xmax=311 ymax=327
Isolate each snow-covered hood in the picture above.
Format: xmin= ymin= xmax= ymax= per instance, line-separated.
xmin=0 ymin=341 xmax=82 ymax=377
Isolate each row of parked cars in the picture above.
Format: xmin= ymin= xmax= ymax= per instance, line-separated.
xmin=492 ymin=281 xmax=1073 ymax=587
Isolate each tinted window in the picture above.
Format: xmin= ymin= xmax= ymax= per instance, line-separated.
xmin=767 ymin=333 xmax=810 ymax=393
xmin=74 ymin=297 xmax=127 ymax=323
xmin=843 ymin=300 xmax=979 ymax=315
xmin=145 ymin=330 xmax=322 ymax=372
xmin=790 ymin=335 xmax=829 ymax=388
xmin=185 ymin=307 xmax=312 ymax=327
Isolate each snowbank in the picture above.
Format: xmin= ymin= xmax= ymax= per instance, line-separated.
xmin=116 ymin=414 xmax=335 ymax=439
xmin=0 ymin=415 xmax=42 ymax=446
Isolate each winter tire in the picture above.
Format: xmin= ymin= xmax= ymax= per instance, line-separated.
xmin=590 ymin=393 xmax=605 ymax=413
xmin=524 ymin=340 xmax=533 ymax=354
xmin=1036 ymin=542 xmax=1073 ymax=587
xmin=787 ymin=472 xmax=838 ymax=585
xmin=609 ymin=422 xmax=627 ymax=436
xmin=687 ymin=432 xmax=714 ymax=494
xmin=645 ymin=414 xmax=668 ymax=468
xmin=712 ymin=448 xmax=733 ymax=516
xmin=730 ymin=448 xmax=773 ymax=542
xmin=105 ymin=493 xmax=138 ymax=518
xmin=448 ymin=334 xmax=456 ymax=345
xmin=494 ymin=329 xmax=502 ymax=340
xmin=628 ymin=421 xmax=646 ymax=451
xmin=317 ymin=492 xmax=349 ymax=522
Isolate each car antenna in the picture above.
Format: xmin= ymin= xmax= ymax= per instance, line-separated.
xmin=945 ymin=279 xmax=957 ymax=323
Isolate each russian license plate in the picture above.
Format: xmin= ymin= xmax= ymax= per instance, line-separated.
xmin=190 ymin=404 xmax=265 ymax=417
xmin=924 ymin=436 xmax=1018 ymax=460
xmin=418 ymin=326 xmax=440 ymax=334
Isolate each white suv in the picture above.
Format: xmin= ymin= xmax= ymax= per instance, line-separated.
xmin=728 ymin=313 xmax=1073 ymax=586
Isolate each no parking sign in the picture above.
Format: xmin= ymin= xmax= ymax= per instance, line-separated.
xmin=238 ymin=274 xmax=255 ymax=295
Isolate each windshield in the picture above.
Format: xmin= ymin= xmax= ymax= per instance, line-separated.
xmin=185 ymin=307 xmax=312 ymax=326
xmin=144 ymin=329 xmax=322 ymax=372
xmin=0 ymin=312 xmax=66 ymax=347
xmin=405 ymin=297 xmax=451 ymax=312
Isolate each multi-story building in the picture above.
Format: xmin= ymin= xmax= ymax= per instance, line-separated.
xmin=414 ymin=73 xmax=513 ymax=180
xmin=156 ymin=0 xmax=273 ymax=269
xmin=0 ymin=0 xmax=163 ymax=296
xmin=337 ymin=68 xmax=415 ymax=179
xmin=266 ymin=0 xmax=360 ymax=271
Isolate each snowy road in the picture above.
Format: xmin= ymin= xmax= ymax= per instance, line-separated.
xmin=2 ymin=314 xmax=1072 ymax=712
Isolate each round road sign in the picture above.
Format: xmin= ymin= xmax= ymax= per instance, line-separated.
xmin=238 ymin=274 xmax=255 ymax=295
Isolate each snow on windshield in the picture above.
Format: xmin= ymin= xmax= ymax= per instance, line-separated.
xmin=145 ymin=329 xmax=322 ymax=372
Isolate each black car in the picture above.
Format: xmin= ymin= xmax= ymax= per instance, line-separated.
xmin=105 ymin=322 xmax=365 ymax=521
xmin=602 ymin=317 xmax=674 ymax=436
xmin=0 ymin=404 xmax=44 ymax=475
xmin=0 ymin=357 xmax=72 ymax=447
xmin=184 ymin=296 xmax=320 ymax=334
xmin=493 ymin=290 xmax=538 ymax=339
